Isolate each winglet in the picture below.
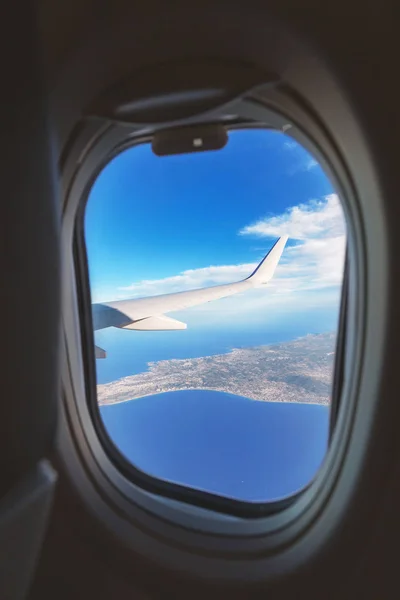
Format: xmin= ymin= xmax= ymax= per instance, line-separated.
xmin=247 ymin=236 xmax=288 ymax=286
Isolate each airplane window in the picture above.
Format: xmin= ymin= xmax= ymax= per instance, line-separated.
xmin=84 ymin=128 xmax=346 ymax=504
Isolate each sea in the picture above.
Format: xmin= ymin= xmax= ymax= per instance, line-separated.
xmin=100 ymin=390 xmax=329 ymax=502
xmin=96 ymin=316 xmax=333 ymax=503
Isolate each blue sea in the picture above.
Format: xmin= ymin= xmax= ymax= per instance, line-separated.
xmin=100 ymin=390 xmax=329 ymax=502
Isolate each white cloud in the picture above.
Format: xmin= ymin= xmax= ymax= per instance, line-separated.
xmin=118 ymin=263 xmax=255 ymax=297
xmin=283 ymin=140 xmax=319 ymax=174
xmin=305 ymin=157 xmax=319 ymax=171
xmin=114 ymin=195 xmax=346 ymax=315
xmin=240 ymin=193 xmax=346 ymax=292
xmin=239 ymin=194 xmax=344 ymax=240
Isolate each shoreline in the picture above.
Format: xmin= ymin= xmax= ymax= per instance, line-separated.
xmin=98 ymin=387 xmax=330 ymax=408
xmin=97 ymin=333 xmax=335 ymax=408
xmin=98 ymin=331 xmax=336 ymax=385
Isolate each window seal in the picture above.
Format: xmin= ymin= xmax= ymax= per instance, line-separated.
xmin=329 ymin=250 xmax=348 ymax=438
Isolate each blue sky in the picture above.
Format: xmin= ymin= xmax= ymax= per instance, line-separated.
xmin=86 ymin=128 xmax=346 ymax=338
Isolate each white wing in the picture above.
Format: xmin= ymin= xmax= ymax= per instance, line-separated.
xmin=92 ymin=236 xmax=288 ymax=355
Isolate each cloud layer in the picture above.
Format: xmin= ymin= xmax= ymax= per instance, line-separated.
xmin=119 ymin=263 xmax=255 ymax=297
xmin=116 ymin=195 xmax=346 ymax=314
xmin=239 ymin=194 xmax=344 ymax=240
xmin=240 ymin=194 xmax=346 ymax=291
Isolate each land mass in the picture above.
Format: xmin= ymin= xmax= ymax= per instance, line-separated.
xmin=98 ymin=332 xmax=335 ymax=406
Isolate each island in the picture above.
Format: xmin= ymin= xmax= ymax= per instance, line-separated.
xmin=97 ymin=332 xmax=336 ymax=406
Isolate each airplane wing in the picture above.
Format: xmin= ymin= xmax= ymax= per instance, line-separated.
xmin=92 ymin=236 xmax=288 ymax=356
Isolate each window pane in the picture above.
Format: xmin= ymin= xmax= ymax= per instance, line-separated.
xmin=84 ymin=128 xmax=346 ymax=503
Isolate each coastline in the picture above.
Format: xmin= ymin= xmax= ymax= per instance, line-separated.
xmin=97 ymin=332 xmax=335 ymax=408
xmin=98 ymin=387 xmax=330 ymax=408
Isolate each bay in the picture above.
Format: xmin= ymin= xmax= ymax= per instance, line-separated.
xmin=100 ymin=389 xmax=329 ymax=502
